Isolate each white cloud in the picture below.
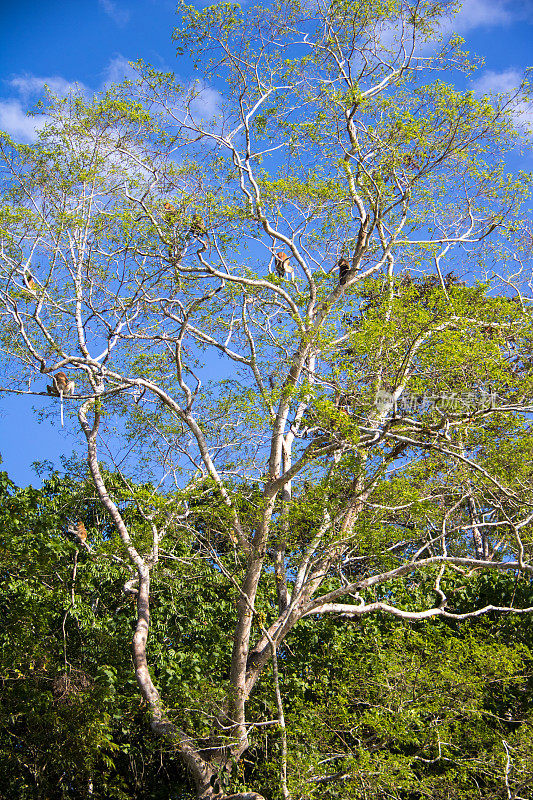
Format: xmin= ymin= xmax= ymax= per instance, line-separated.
xmin=473 ymin=69 xmax=523 ymax=94
xmin=7 ymin=73 xmax=88 ymax=100
xmin=0 ymin=59 xmax=224 ymax=144
xmin=452 ymin=0 xmax=513 ymax=32
xmin=102 ymin=55 xmax=138 ymax=87
xmin=516 ymin=105 xmax=533 ymax=132
xmin=371 ymin=1 xmax=518 ymax=62
xmin=98 ymin=0 xmax=130 ymax=27
xmin=0 ymin=100 xmax=47 ymax=143
xmin=188 ymin=81 xmax=224 ymax=122
xmin=473 ymin=69 xmax=533 ymax=133
xmin=0 ymin=67 xmax=97 ymax=142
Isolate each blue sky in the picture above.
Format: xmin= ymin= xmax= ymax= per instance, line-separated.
xmin=0 ymin=0 xmax=532 ymax=486
xmin=0 ymin=0 xmax=185 ymax=142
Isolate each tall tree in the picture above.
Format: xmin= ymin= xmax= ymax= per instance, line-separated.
xmin=1 ymin=1 xmax=533 ymax=797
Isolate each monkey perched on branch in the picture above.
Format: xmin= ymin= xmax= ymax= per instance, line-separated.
xmin=189 ymin=214 xmax=207 ymax=237
xmin=47 ymin=372 xmax=75 ymax=427
xmin=47 ymin=372 xmax=75 ymax=397
xmin=337 ymin=257 xmax=350 ymax=286
xmin=24 ymin=271 xmax=37 ymax=294
xmin=67 ymin=520 xmax=87 ymax=543
xmin=163 ymin=201 xmax=178 ymax=224
xmin=76 ymin=520 xmax=87 ymax=542
xmin=67 ymin=520 xmax=92 ymax=551
xmin=334 ymin=390 xmax=351 ymax=413
xmin=274 ymin=251 xmax=294 ymax=281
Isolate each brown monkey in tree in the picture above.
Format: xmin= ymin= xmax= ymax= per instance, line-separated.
xmin=189 ymin=214 xmax=207 ymax=237
xmin=70 ymin=520 xmax=87 ymax=543
xmin=24 ymin=271 xmax=36 ymax=293
xmin=76 ymin=520 xmax=87 ymax=542
xmin=47 ymin=372 xmax=75 ymax=427
xmin=334 ymin=390 xmax=352 ymax=416
xmin=274 ymin=251 xmax=294 ymax=281
xmin=47 ymin=372 xmax=75 ymax=397
xmin=163 ymin=201 xmax=178 ymax=224
xmin=68 ymin=519 xmax=91 ymax=550
xmin=337 ymin=257 xmax=350 ymax=285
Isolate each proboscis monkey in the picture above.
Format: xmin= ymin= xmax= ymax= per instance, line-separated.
xmin=337 ymin=257 xmax=350 ymax=286
xmin=274 ymin=251 xmax=294 ymax=281
xmin=76 ymin=520 xmax=87 ymax=543
xmin=47 ymin=372 xmax=75 ymax=426
xmin=189 ymin=214 xmax=207 ymax=237
xmin=24 ymin=272 xmax=36 ymax=294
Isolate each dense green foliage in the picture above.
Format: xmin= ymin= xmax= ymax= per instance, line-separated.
xmin=2 ymin=471 xmax=533 ymax=799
